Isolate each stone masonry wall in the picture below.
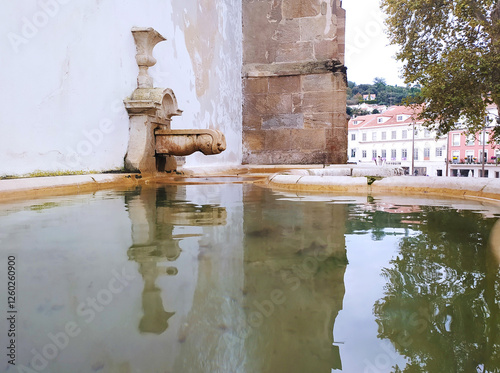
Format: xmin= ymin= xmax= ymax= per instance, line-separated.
xmin=242 ymin=0 xmax=348 ymax=164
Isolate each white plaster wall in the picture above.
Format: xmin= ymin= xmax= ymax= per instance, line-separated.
xmin=0 ymin=0 xmax=242 ymax=176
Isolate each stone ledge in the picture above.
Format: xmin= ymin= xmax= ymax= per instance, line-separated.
xmin=0 ymin=174 xmax=143 ymax=202
xmin=267 ymin=174 xmax=500 ymax=203
xmin=243 ymin=60 xmax=346 ymax=77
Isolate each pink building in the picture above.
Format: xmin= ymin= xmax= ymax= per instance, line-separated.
xmin=447 ymin=127 xmax=500 ymax=178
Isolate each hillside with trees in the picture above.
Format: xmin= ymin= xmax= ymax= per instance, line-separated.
xmin=347 ymin=77 xmax=421 ymax=106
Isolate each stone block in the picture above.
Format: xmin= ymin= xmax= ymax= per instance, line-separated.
xmin=332 ymin=112 xmax=348 ymax=127
xmin=265 ymin=129 xmax=292 ymax=150
xmin=243 ymin=130 xmax=266 ymax=152
xmin=299 ymin=17 xmax=336 ymax=41
xmin=332 ymin=95 xmax=346 ymax=112
xmin=243 ymin=94 xmax=268 ymax=115
xmin=282 ymin=0 xmax=322 ymax=19
xmin=304 ymin=112 xmax=333 ymax=128
xmin=292 ymin=93 xmax=303 ymax=113
xmin=268 ymin=0 xmax=283 ymax=23
xmin=242 ymin=112 xmax=263 ymax=130
xmin=268 ymin=75 xmax=301 ymax=93
xmin=302 ymin=91 xmax=335 ymax=112
xmin=276 ymin=42 xmax=314 ymax=63
xmin=291 ymin=128 xmax=326 ymax=150
xmin=302 ymin=73 xmax=334 ymax=92
xmin=242 ymin=151 xmax=274 ymax=165
xmin=242 ymin=1 xmax=278 ymax=64
xmin=262 ymin=113 xmax=304 ymax=129
xmin=266 ymin=94 xmax=293 ymax=114
xmin=244 ymin=78 xmax=268 ymax=95
xmin=314 ymin=39 xmax=338 ymax=60
xmin=273 ymin=20 xmax=300 ymax=43
xmin=271 ymin=151 xmax=330 ymax=164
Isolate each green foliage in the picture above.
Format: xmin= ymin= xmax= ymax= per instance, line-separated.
xmin=346 ymin=106 xmax=370 ymax=117
xmin=381 ymin=0 xmax=500 ymax=139
xmin=373 ymin=208 xmax=500 ymax=372
xmin=346 ymin=78 xmax=421 ymax=106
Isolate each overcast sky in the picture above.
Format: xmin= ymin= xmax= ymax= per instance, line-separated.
xmin=342 ymin=0 xmax=406 ymax=86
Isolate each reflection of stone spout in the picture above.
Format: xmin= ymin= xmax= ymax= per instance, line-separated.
xmin=139 ymin=262 xmax=175 ymax=334
xmin=155 ymin=129 xmax=226 ymax=156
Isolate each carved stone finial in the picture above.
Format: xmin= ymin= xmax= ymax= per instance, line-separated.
xmin=131 ymin=27 xmax=166 ymax=88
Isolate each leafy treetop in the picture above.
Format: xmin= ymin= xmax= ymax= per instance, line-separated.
xmin=381 ymin=0 xmax=500 ymax=138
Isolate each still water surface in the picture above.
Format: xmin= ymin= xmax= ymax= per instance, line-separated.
xmin=1 ymin=183 xmax=500 ymax=373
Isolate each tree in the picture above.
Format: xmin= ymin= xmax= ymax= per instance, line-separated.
xmin=373 ymin=208 xmax=500 ymax=372
xmin=381 ymin=0 xmax=500 ymax=139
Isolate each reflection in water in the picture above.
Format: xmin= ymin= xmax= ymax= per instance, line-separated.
xmin=3 ymin=185 xmax=500 ymax=372
xmin=372 ymin=208 xmax=500 ymax=372
xmin=242 ymin=187 xmax=348 ymax=372
xmin=125 ymin=186 xmax=227 ymax=335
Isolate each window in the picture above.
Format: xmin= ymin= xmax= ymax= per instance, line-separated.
xmin=351 ymin=133 xmax=356 ymax=141
xmin=466 ymin=135 xmax=475 ymax=146
xmin=414 ymin=128 xmax=419 ymax=137
xmin=424 ymin=129 xmax=431 ymax=138
xmin=391 ymin=149 xmax=396 ymax=159
xmin=481 ymin=150 xmax=488 ymax=163
xmin=397 ymin=115 xmax=403 ymax=121
xmin=402 ymin=130 xmax=407 ymax=139
xmin=466 ymin=150 xmax=474 ymax=163
xmin=381 ymin=132 xmax=387 ymax=140
xmin=496 ymin=171 xmax=499 ymax=179
xmin=391 ymin=131 xmax=397 ymax=139
xmin=372 ymin=132 xmax=377 ymax=141
xmin=435 ymin=147 xmax=443 ymax=157
xmin=452 ymin=150 xmax=460 ymax=163
xmin=377 ymin=118 xmax=384 ymax=123
xmin=362 ymin=150 xmax=367 ymax=158
xmin=351 ymin=149 xmax=356 ymax=158
xmin=424 ymin=148 xmax=430 ymax=159
xmin=479 ymin=131 xmax=486 ymax=145
xmin=402 ymin=148 xmax=407 ymax=159
xmin=362 ymin=133 xmax=367 ymax=141
xmin=381 ymin=149 xmax=387 ymax=158
xmin=414 ymin=149 xmax=419 ymax=160
xmin=452 ymin=134 xmax=460 ymax=146
xmin=372 ymin=150 xmax=377 ymax=159
xmin=353 ymin=121 xmax=359 ymax=125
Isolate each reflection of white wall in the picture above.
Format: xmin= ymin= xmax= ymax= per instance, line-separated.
xmin=0 ymin=184 xmax=246 ymax=372
xmin=0 ymin=0 xmax=242 ymax=176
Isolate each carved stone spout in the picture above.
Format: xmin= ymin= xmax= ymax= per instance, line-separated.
xmin=124 ymin=27 xmax=227 ymax=173
xmin=155 ymin=129 xmax=226 ymax=156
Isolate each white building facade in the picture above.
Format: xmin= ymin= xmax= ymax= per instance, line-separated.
xmin=348 ymin=106 xmax=448 ymax=176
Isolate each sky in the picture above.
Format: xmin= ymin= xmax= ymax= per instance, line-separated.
xmin=342 ymin=0 xmax=406 ymax=86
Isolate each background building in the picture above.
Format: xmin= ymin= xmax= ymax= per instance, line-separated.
xmin=348 ymin=106 xmax=447 ymax=176
xmin=447 ymin=105 xmax=500 ymax=178
xmin=349 ymin=105 xmax=500 ymax=178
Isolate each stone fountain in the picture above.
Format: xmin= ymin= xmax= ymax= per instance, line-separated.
xmin=124 ymin=27 xmax=226 ymax=173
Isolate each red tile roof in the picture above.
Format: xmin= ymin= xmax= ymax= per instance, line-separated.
xmin=348 ymin=106 xmax=422 ymax=130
